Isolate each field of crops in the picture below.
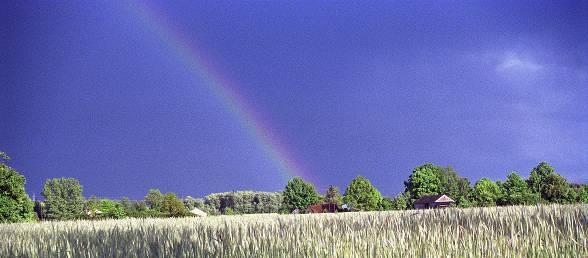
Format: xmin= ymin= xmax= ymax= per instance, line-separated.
xmin=1 ymin=204 xmax=587 ymax=257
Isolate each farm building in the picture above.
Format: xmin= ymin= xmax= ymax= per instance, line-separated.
xmin=414 ymin=194 xmax=455 ymax=209
xmin=307 ymin=203 xmax=338 ymax=213
xmin=189 ymin=207 xmax=207 ymax=217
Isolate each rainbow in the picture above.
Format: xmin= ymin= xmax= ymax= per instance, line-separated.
xmin=128 ymin=2 xmax=316 ymax=185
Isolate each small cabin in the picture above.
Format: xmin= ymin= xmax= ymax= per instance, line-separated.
xmin=414 ymin=194 xmax=455 ymax=209
xmin=307 ymin=203 xmax=338 ymax=213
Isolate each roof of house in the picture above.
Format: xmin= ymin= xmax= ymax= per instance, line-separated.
xmin=190 ymin=207 xmax=207 ymax=217
xmin=414 ymin=194 xmax=455 ymax=204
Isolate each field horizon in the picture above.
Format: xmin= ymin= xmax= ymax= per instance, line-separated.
xmin=2 ymin=204 xmax=587 ymax=257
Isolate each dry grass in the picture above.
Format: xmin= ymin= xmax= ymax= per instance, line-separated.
xmin=1 ymin=204 xmax=587 ymax=257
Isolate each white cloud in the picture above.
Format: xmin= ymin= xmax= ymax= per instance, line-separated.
xmin=496 ymin=53 xmax=543 ymax=73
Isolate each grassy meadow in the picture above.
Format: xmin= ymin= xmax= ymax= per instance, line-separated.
xmin=1 ymin=204 xmax=587 ymax=257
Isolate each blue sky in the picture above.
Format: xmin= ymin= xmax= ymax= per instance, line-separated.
xmin=2 ymin=1 xmax=587 ymax=199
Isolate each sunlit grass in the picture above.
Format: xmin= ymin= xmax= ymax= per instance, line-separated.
xmin=1 ymin=204 xmax=587 ymax=257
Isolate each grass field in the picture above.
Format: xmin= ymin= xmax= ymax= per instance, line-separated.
xmin=1 ymin=204 xmax=587 ymax=257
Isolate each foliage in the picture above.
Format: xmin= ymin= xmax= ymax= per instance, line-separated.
xmin=202 ymin=191 xmax=283 ymax=215
xmin=33 ymin=201 xmax=46 ymax=220
xmin=404 ymin=164 xmax=441 ymax=203
xmin=379 ymin=197 xmax=394 ymax=211
xmin=98 ymin=199 xmax=126 ymax=219
xmin=324 ymin=185 xmax=342 ymax=205
xmin=404 ymin=164 xmax=471 ymax=206
xmin=84 ymin=196 xmax=101 ymax=218
xmin=0 ymin=152 xmax=35 ymax=223
xmin=500 ymin=172 xmax=541 ymax=205
xmin=343 ymin=176 xmax=383 ymax=211
xmin=1 ymin=205 xmax=586 ymax=256
xmin=41 ymin=178 xmax=85 ymax=220
xmin=389 ymin=193 xmax=410 ymax=210
xmin=434 ymin=166 xmax=471 ymax=206
xmin=282 ymin=177 xmax=320 ymax=213
xmin=527 ymin=161 xmax=555 ymax=194
xmin=580 ymin=186 xmax=588 ymax=203
xmin=183 ymin=196 xmax=205 ymax=210
xmin=542 ymin=173 xmax=570 ymax=203
xmin=162 ymin=193 xmax=188 ymax=217
xmin=457 ymin=196 xmax=473 ymax=208
xmin=470 ymin=178 xmax=502 ymax=207
xmin=144 ymin=189 xmax=164 ymax=212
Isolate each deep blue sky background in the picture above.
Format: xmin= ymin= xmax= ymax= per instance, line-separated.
xmin=2 ymin=1 xmax=587 ymax=199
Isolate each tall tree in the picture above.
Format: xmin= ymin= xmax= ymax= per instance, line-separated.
xmin=500 ymin=172 xmax=540 ymax=205
xmin=526 ymin=162 xmax=570 ymax=203
xmin=343 ymin=176 xmax=383 ymax=211
xmin=470 ymin=178 xmax=502 ymax=207
xmin=435 ymin=166 xmax=471 ymax=206
xmin=282 ymin=177 xmax=320 ymax=212
xmin=542 ymin=173 xmax=570 ymax=203
xmin=527 ymin=162 xmax=555 ymax=194
xmin=0 ymin=151 xmax=35 ymax=223
xmin=162 ymin=192 xmax=188 ymax=217
xmin=42 ymin=178 xmax=85 ymax=220
xmin=145 ymin=189 xmax=164 ymax=212
xmin=404 ymin=163 xmax=441 ymax=203
xmin=324 ymin=185 xmax=343 ymax=205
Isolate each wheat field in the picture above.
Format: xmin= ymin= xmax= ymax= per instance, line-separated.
xmin=1 ymin=204 xmax=587 ymax=257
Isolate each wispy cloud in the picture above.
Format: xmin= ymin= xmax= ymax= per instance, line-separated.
xmin=467 ymin=48 xmax=587 ymax=166
xmin=496 ymin=53 xmax=543 ymax=73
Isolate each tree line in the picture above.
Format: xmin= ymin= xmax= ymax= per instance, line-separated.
xmin=1 ymin=150 xmax=587 ymax=223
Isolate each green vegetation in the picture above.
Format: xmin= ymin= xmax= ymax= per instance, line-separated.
xmin=343 ymin=176 xmax=383 ymax=211
xmin=324 ymin=185 xmax=342 ymax=205
xmin=2 ymin=150 xmax=588 ymax=256
xmin=200 ymin=191 xmax=283 ymax=215
xmin=0 ymin=152 xmax=35 ymax=223
xmin=41 ymin=178 xmax=85 ymax=220
xmin=1 ymin=150 xmax=588 ymax=224
xmin=470 ymin=178 xmax=502 ymax=207
xmin=281 ymin=177 xmax=320 ymax=212
xmin=1 ymin=205 xmax=586 ymax=257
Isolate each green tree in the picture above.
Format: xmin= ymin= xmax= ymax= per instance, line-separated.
xmin=470 ymin=178 xmax=502 ymax=207
xmin=99 ymin=199 xmax=126 ymax=219
xmin=162 ymin=192 xmax=188 ymax=217
xmin=343 ymin=176 xmax=383 ymax=211
xmin=527 ymin=162 xmax=555 ymax=193
xmin=324 ymin=185 xmax=343 ymax=205
xmin=282 ymin=177 xmax=320 ymax=212
xmin=457 ymin=195 xmax=473 ymax=208
xmin=404 ymin=164 xmax=441 ymax=203
xmin=120 ymin=197 xmax=133 ymax=213
xmin=526 ymin=162 xmax=571 ymax=203
xmin=390 ymin=193 xmax=409 ymax=210
xmin=435 ymin=166 xmax=471 ymax=206
xmin=542 ymin=173 xmax=570 ymax=203
xmin=0 ymin=152 xmax=35 ymax=223
xmin=145 ymin=189 xmax=164 ymax=212
xmin=500 ymin=172 xmax=540 ymax=205
xmin=42 ymin=178 xmax=85 ymax=220
xmin=379 ymin=197 xmax=394 ymax=211
xmin=84 ymin=196 xmax=100 ymax=218
xmin=578 ymin=186 xmax=588 ymax=203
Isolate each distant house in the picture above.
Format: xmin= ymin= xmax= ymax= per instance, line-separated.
xmin=85 ymin=209 xmax=103 ymax=218
xmin=340 ymin=203 xmax=355 ymax=212
xmin=307 ymin=203 xmax=338 ymax=213
xmin=190 ymin=207 xmax=207 ymax=217
xmin=414 ymin=194 xmax=455 ymax=209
